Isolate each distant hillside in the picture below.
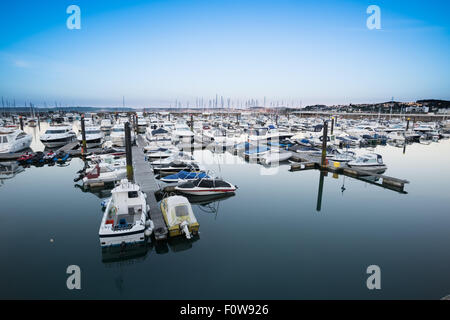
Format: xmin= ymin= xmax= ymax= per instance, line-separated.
xmin=416 ymin=99 xmax=450 ymax=108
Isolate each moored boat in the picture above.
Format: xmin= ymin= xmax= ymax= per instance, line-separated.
xmin=160 ymin=195 xmax=199 ymax=239
xmin=99 ymin=179 xmax=152 ymax=247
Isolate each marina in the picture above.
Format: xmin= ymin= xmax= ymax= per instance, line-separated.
xmin=0 ymin=110 xmax=449 ymax=299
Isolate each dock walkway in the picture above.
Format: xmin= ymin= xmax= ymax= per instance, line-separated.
xmin=133 ymin=135 xmax=168 ymax=240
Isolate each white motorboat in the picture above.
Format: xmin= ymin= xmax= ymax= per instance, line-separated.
xmin=99 ymin=179 xmax=152 ymax=247
xmin=39 ymin=124 xmax=76 ymax=148
xmin=172 ymin=124 xmax=194 ymax=144
xmin=160 ymin=195 xmax=199 ymax=239
xmin=82 ymin=163 xmax=127 ymax=187
xmin=175 ymin=178 xmax=237 ymax=196
xmin=0 ymin=128 xmax=32 ymax=153
xmin=77 ymin=126 xmax=104 ymax=148
xmin=137 ymin=117 xmax=148 ymax=134
xmin=261 ymin=150 xmax=292 ymax=165
xmin=144 ymin=147 xmax=178 ymax=160
xmin=347 ymin=153 xmax=387 ymax=171
xmin=110 ymin=124 xmax=135 ymax=147
xmin=100 ymin=119 xmax=113 ymax=133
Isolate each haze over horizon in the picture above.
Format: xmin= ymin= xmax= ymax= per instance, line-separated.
xmin=1 ymin=0 xmax=449 ymax=108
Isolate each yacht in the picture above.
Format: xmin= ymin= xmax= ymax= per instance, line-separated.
xmin=100 ymin=119 xmax=113 ymax=133
xmin=39 ymin=124 xmax=76 ymax=148
xmin=137 ymin=117 xmax=148 ymax=134
xmin=0 ymin=128 xmax=32 ymax=153
xmin=77 ymin=126 xmax=104 ymax=148
xmin=172 ymin=124 xmax=194 ymax=144
xmin=99 ymin=179 xmax=152 ymax=247
xmin=110 ymin=124 xmax=135 ymax=147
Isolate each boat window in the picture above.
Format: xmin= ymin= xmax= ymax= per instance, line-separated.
xmin=214 ymin=180 xmax=231 ymax=188
xmin=128 ymin=191 xmax=139 ymax=198
xmin=175 ymin=205 xmax=189 ymax=217
xmin=16 ymin=133 xmax=27 ymax=140
xmin=112 ymin=128 xmax=124 ymax=132
xmin=1 ymin=136 xmax=8 ymax=143
xmin=45 ymin=130 xmax=66 ymax=134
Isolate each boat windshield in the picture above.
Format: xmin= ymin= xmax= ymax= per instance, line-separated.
xmin=86 ymin=130 xmax=101 ymax=134
xmin=175 ymin=205 xmax=189 ymax=217
xmin=45 ymin=130 xmax=67 ymax=134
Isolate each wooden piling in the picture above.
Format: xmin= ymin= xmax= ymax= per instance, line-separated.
xmin=125 ymin=122 xmax=134 ymax=181
xmin=80 ymin=114 xmax=87 ymax=154
xmin=19 ymin=116 xmax=23 ymax=130
xmin=321 ymin=121 xmax=328 ymax=167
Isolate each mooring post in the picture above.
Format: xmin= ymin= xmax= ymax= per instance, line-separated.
xmin=406 ymin=117 xmax=410 ymax=131
xmin=331 ymin=117 xmax=334 ymax=135
xmin=321 ymin=121 xmax=328 ymax=167
xmin=12 ymin=114 xmax=15 ymax=124
xmin=190 ymin=114 xmax=194 ymax=132
xmin=37 ymin=112 xmax=40 ymax=128
xmin=125 ymin=122 xmax=134 ymax=182
xmin=80 ymin=114 xmax=87 ymax=154
xmin=19 ymin=116 xmax=23 ymax=130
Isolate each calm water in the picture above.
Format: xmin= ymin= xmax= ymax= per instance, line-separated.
xmin=1 ymin=122 xmax=450 ymax=299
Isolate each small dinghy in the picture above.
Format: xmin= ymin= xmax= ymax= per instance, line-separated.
xmin=160 ymin=195 xmax=199 ymax=239
xmin=175 ymin=177 xmax=237 ymax=196
xmin=159 ymin=170 xmax=210 ymax=183
xmin=99 ymin=179 xmax=152 ymax=247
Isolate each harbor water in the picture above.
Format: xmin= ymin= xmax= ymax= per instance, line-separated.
xmin=1 ymin=123 xmax=449 ymax=299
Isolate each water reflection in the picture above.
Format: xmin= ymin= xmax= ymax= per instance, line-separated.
xmin=101 ymin=242 xmax=152 ymax=265
xmin=0 ymin=161 xmax=24 ymax=186
xmin=189 ymin=193 xmax=235 ymax=219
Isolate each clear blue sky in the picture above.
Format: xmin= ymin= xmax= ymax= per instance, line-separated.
xmin=0 ymin=0 xmax=449 ymax=107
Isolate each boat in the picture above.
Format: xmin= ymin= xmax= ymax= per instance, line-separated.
xmin=159 ymin=170 xmax=210 ymax=183
xmin=99 ymin=179 xmax=152 ymax=247
xmin=175 ymin=178 xmax=237 ymax=196
xmin=144 ymin=147 xmax=177 ymax=160
xmin=137 ymin=116 xmax=148 ymax=134
xmin=171 ymin=124 xmax=194 ymax=144
xmin=77 ymin=126 xmax=104 ymax=148
xmin=110 ymin=124 xmax=135 ymax=147
xmin=151 ymin=161 xmax=201 ymax=175
xmin=100 ymin=119 xmax=113 ymax=133
xmin=0 ymin=128 xmax=32 ymax=153
xmin=261 ymin=149 xmax=292 ymax=165
xmin=347 ymin=153 xmax=387 ymax=171
xmin=39 ymin=124 xmax=76 ymax=148
xmin=82 ymin=163 xmax=127 ymax=187
xmin=160 ymin=195 xmax=199 ymax=239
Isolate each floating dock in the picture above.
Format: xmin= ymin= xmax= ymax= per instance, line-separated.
xmin=290 ymin=153 xmax=410 ymax=193
xmin=132 ymin=136 xmax=168 ymax=241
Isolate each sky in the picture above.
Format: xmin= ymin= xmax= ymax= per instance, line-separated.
xmin=0 ymin=0 xmax=449 ymax=108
